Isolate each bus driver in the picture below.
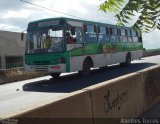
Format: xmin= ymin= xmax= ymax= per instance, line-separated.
xmin=44 ymin=35 xmax=51 ymax=48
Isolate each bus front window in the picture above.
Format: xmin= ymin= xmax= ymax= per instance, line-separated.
xmin=26 ymin=27 xmax=64 ymax=54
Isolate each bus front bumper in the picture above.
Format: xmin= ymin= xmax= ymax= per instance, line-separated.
xmin=25 ymin=64 xmax=66 ymax=73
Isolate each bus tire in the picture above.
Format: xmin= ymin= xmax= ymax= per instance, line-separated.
xmin=125 ymin=53 xmax=131 ymax=65
xmin=79 ymin=58 xmax=92 ymax=77
xmin=50 ymin=73 xmax=61 ymax=79
xmin=120 ymin=53 xmax=131 ymax=66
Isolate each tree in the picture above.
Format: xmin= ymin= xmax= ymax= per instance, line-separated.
xmin=99 ymin=0 xmax=160 ymax=32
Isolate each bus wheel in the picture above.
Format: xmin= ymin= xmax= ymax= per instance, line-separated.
xmin=50 ymin=73 xmax=61 ymax=79
xmin=79 ymin=59 xmax=92 ymax=77
xmin=125 ymin=53 xmax=131 ymax=65
xmin=120 ymin=53 xmax=131 ymax=66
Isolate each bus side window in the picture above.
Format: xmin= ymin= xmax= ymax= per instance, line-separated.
xmin=127 ymin=29 xmax=132 ymax=42
xmin=98 ymin=26 xmax=109 ymax=43
xmin=66 ymin=27 xmax=75 ymax=44
xmin=131 ymin=30 xmax=138 ymax=42
xmin=131 ymin=30 xmax=136 ymax=37
xmin=110 ymin=27 xmax=119 ymax=42
xmin=120 ymin=28 xmax=127 ymax=42
xmin=118 ymin=28 xmax=120 ymax=35
xmin=106 ymin=27 xmax=109 ymax=35
xmin=68 ymin=27 xmax=83 ymax=43
xmin=87 ymin=25 xmax=96 ymax=33
xmin=121 ymin=29 xmax=126 ymax=36
xmin=83 ymin=24 xmax=97 ymax=43
xmin=127 ymin=30 xmax=131 ymax=36
xmin=113 ymin=28 xmax=117 ymax=35
xmin=109 ymin=27 xmax=113 ymax=35
xmin=75 ymin=27 xmax=83 ymax=43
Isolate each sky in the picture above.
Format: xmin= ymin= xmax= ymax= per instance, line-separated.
xmin=0 ymin=0 xmax=160 ymax=50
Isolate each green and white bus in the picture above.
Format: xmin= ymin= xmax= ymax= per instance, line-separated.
xmin=25 ymin=17 xmax=143 ymax=78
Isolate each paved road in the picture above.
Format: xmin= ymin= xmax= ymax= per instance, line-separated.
xmin=0 ymin=55 xmax=160 ymax=118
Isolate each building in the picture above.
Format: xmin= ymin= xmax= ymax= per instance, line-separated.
xmin=0 ymin=30 xmax=26 ymax=69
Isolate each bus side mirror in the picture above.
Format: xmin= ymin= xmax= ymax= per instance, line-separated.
xmin=21 ymin=32 xmax=24 ymax=41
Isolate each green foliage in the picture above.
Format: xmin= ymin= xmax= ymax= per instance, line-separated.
xmin=100 ymin=0 xmax=160 ymax=32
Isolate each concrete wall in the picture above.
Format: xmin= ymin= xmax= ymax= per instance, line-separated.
xmin=143 ymin=50 xmax=160 ymax=57
xmin=1 ymin=65 xmax=160 ymax=124
xmin=84 ymin=73 xmax=143 ymax=118
xmin=19 ymin=91 xmax=93 ymax=118
xmin=142 ymin=66 xmax=160 ymax=111
xmin=5 ymin=91 xmax=93 ymax=124
xmin=0 ymin=30 xmax=26 ymax=69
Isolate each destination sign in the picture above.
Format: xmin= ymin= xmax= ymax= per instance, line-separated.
xmin=38 ymin=20 xmax=59 ymax=27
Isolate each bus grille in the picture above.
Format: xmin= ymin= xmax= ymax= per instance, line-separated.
xmin=34 ymin=66 xmax=49 ymax=71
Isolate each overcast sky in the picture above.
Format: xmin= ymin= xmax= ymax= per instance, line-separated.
xmin=0 ymin=0 xmax=160 ymax=49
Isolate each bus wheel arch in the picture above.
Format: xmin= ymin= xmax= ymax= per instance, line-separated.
xmin=85 ymin=56 xmax=94 ymax=67
xmin=79 ymin=56 xmax=93 ymax=76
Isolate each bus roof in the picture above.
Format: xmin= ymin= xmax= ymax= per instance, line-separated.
xmin=28 ymin=17 xmax=132 ymax=29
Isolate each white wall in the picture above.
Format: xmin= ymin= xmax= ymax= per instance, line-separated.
xmin=0 ymin=30 xmax=26 ymax=69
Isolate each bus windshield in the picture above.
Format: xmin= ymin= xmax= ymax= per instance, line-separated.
xmin=26 ymin=27 xmax=64 ymax=54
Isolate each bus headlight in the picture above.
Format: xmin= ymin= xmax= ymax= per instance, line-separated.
xmin=25 ymin=60 xmax=32 ymax=64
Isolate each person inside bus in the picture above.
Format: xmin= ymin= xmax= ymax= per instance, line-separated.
xmin=44 ymin=34 xmax=51 ymax=48
xmin=66 ymin=32 xmax=74 ymax=44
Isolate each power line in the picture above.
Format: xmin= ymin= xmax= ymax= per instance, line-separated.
xmin=19 ymin=0 xmax=86 ymax=20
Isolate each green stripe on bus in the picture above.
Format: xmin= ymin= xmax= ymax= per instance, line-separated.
xmin=70 ymin=42 xmax=143 ymax=57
